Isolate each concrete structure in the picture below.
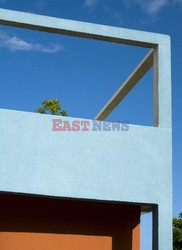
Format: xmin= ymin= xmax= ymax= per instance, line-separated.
xmin=0 ymin=8 xmax=172 ymax=250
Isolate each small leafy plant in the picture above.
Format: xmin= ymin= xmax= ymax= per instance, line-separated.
xmin=36 ymin=98 xmax=67 ymax=116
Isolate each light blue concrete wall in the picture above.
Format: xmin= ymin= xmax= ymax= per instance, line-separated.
xmin=0 ymin=109 xmax=172 ymax=250
xmin=0 ymin=109 xmax=171 ymax=206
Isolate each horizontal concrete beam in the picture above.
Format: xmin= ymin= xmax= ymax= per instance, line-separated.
xmin=0 ymin=8 xmax=165 ymax=48
xmin=95 ymin=49 xmax=154 ymax=120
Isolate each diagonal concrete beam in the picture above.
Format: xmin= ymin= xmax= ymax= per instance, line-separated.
xmin=95 ymin=49 xmax=154 ymax=121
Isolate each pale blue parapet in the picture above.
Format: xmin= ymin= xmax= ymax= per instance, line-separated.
xmin=0 ymin=108 xmax=172 ymax=206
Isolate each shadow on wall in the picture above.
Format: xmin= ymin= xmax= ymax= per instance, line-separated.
xmin=0 ymin=193 xmax=140 ymax=250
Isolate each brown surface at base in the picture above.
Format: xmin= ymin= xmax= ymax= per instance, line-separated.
xmin=0 ymin=193 xmax=140 ymax=250
xmin=132 ymin=222 xmax=140 ymax=250
xmin=0 ymin=233 xmax=112 ymax=250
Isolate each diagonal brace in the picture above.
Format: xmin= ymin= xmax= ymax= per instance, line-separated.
xmin=95 ymin=49 xmax=154 ymax=120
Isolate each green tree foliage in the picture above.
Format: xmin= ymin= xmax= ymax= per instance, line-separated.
xmin=173 ymin=212 xmax=182 ymax=250
xmin=36 ymin=99 xmax=67 ymax=116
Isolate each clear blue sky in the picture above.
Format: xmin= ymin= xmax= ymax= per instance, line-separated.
xmin=0 ymin=0 xmax=181 ymax=249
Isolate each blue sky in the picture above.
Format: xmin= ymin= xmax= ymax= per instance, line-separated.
xmin=0 ymin=0 xmax=181 ymax=249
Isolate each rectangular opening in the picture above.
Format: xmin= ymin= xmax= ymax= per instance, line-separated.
xmin=0 ymin=23 xmax=154 ymax=126
xmin=0 ymin=193 xmax=140 ymax=250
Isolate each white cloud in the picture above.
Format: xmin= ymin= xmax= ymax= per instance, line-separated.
xmin=124 ymin=0 xmax=169 ymax=16
xmin=140 ymin=0 xmax=169 ymax=15
xmin=0 ymin=30 xmax=63 ymax=53
xmin=83 ymin=0 xmax=98 ymax=8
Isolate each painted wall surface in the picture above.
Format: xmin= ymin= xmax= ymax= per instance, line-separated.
xmin=0 ymin=108 xmax=172 ymax=249
xmin=0 ymin=233 xmax=112 ymax=250
xmin=0 ymin=109 xmax=171 ymax=206
xmin=0 ymin=194 xmax=140 ymax=250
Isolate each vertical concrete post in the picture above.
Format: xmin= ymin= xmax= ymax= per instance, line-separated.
xmin=152 ymin=206 xmax=158 ymax=250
